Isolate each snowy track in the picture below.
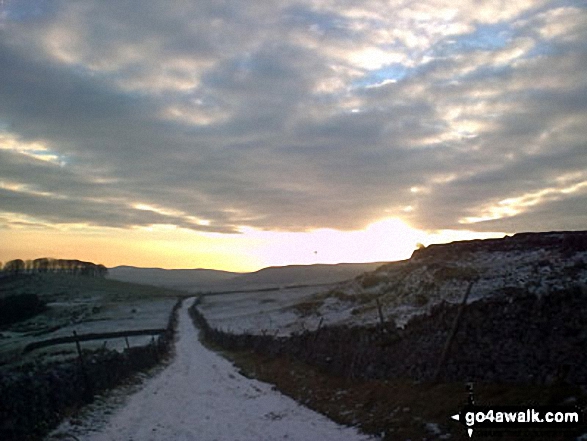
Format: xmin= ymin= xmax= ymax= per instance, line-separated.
xmin=78 ymin=298 xmax=373 ymax=441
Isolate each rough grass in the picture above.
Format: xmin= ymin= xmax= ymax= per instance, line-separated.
xmin=291 ymin=300 xmax=324 ymax=317
xmin=432 ymin=266 xmax=480 ymax=283
xmin=290 ymin=289 xmax=384 ymax=318
xmin=202 ymin=338 xmax=586 ymax=440
xmin=315 ymin=289 xmax=382 ymax=304
xmin=0 ymin=294 xmax=47 ymax=326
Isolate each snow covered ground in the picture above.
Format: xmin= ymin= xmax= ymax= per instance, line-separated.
xmin=0 ymin=275 xmax=180 ymax=366
xmin=49 ymin=298 xmax=375 ymax=441
xmin=0 ymin=297 xmax=177 ymax=366
xmin=199 ymin=286 xmax=334 ymax=336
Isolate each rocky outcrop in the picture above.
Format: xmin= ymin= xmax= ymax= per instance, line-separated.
xmin=409 ymin=231 xmax=587 ymax=262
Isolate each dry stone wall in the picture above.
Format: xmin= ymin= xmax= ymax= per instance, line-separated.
xmin=192 ymin=285 xmax=587 ymax=385
xmin=0 ymin=299 xmax=182 ymax=441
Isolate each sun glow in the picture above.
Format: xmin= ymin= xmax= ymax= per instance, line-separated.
xmin=242 ymin=218 xmax=427 ymax=267
xmin=0 ymin=213 xmax=507 ymax=272
xmin=0 ymin=222 xmax=265 ymax=272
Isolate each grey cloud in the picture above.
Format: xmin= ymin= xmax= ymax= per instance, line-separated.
xmin=462 ymin=192 xmax=587 ymax=233
xmin=408 ymin=139 xmax=587 ymax=231
xmin=280 ymin=4 xmax=358 ymax=42
xmin=0 ymin=0 xmax=586 ymax=235
xmin=0 ymin=185 xmax=238 ymax=234
xmin=0 ymin=42 xmax=156 ymax=158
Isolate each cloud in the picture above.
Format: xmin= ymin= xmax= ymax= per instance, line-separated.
xmin=0 ymin=0 xmax=585 ymax=237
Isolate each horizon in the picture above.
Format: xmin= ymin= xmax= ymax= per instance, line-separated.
xmin=1 ymin=219 xmax=507 ymax=272
xmin=6 ymin=228 xmax=585 ymax=272
xmin=1 ymin=1 xmax=585 ymax=272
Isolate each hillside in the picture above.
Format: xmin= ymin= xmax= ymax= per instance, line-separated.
xmin=0 ymin=273 xmax=184 ymax=367
xmin=199 ymin=230 xmax=587 ymax=335
xmin=298 ymin=230 xmax=587 ymax=328
xmin=221 ymin=262 xmax=387 ymax=290
xmin=108 ymin=266 xmax=239 ymax=290
xmin=108 ymin=262 xmax=387 ymax=292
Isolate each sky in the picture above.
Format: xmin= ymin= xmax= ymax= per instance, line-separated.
xmin=0 ymin=0 xmax=585 ymax=272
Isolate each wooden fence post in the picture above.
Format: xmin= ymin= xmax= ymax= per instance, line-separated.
xmin=313 ymin=317 xmax=324 ymax=343
xmin=308 ymin=317 xmax=325 ymax=360
xmin=376 ymin=298 xmax=385 ymax=328
xmin=73 ymin=331 xmax=84 ymax=366
xmin=73 ymin=331 xmax=93 ymax=402
xmin=151 ymin=335 xmax=159 ymax=362
xmin=433 ymin=278 xmax=478 ymax=382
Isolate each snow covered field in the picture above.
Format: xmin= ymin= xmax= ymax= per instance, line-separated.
xmin=198 ymin=286 xmax=337 ymax=336
xmin=50 ymin=298 xmax=375 ymax=441
xmin=0 ymin=275 xmax=180 ymax=365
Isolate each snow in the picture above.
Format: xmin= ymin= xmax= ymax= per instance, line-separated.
xmin=200 ymin=286 xmax=332 ymax=336
xmin=52 ymin=298 xmax=375 ymax=441
xmin=0 ymin=295 xmax=177 ymax=366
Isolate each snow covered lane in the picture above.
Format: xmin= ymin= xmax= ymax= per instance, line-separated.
xmin=83 ymin=298 xmax=374 ymax=441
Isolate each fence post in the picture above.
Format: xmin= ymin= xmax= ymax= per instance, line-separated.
xmin=376 ymin=298 xmax=385 ymax=328
xmin=309 ymin=317 xmax=324 ymax=360
xmin=313 ymin=317 xmax=324 ymax=343
xmin=433 ymin=278 xmax=478 ymax=382
xmin=73 ymin=331 xmax=84 ymax=366
xmin=73 ymin=331 xmax=94 ymax=402
xmin=151 ymin=335 xmax=159 ymax=362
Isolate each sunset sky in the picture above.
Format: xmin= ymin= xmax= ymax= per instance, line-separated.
xmin=1 ymin=0 xmax=586 ymax=272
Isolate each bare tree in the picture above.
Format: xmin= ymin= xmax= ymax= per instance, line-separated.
xmin=4 ymin=259 xmax=25 ymax=276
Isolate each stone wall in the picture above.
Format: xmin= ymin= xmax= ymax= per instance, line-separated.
xmin=0 ymin=298 xmax=182 ymax=441
xmin=191 ymin=285 xmax=587 ymax=385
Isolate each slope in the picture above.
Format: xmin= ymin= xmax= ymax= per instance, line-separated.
xmin=108 ymin=266 xmax=238 ymax=289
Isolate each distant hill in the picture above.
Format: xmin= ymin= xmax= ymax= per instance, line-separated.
xmin=222 ymin=262 xmax=388 ymax=290
xmin=107 ymin=262 xmax=388 ymax=292
xmin=107 ymin=266 xmax=239 ymax=290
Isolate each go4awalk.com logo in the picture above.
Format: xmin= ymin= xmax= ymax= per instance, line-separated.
xmin=450 ymin=384 xmax=585 ymax=437
xmin=451 ymin=404 xmax=584 ymax=437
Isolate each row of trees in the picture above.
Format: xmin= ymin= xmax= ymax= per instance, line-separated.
xmin=1 ymin=258 xmax=108 ymax=277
